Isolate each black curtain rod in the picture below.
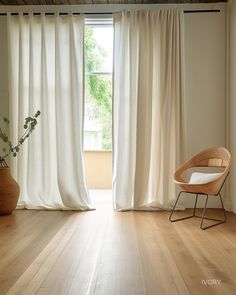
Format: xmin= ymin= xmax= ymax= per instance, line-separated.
xmin=0 ymin=12 xmax=106 ymax=16
xmin=0 ymin=12 xmax=81 ymax=16
xmin=0 ymin=9 xmax=220 ymax=16
xmin=184 ymin=9 xmax=220 ymax=13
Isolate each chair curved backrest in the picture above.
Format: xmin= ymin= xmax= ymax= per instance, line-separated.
xmin=174 ymin=147 xmax=231 ymax=195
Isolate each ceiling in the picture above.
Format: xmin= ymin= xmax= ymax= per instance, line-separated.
xmin=0 ymin=0 xmax=228 ymax=5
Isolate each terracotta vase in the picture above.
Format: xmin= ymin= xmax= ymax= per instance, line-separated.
xmin=0 ymin=167 xmax=20 ymax=215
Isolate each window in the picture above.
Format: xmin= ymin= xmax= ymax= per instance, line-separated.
xmin=84 ymin=18 xmax=113 ymax=151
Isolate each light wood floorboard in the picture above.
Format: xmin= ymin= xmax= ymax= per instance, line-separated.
xmin=0 ymin=208 xmax=235 ymax=295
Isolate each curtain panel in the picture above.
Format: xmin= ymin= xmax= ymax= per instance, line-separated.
xmin=113 ymin=9 xmax=186 ymax=211
xmin=7 ymin=14 xmax=92 ymax=210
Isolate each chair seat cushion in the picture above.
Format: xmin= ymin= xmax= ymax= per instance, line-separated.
xmin=189 ymin=172 xmax=223 ymax=185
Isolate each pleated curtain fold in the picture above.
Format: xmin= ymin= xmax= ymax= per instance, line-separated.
xmin=113 ymin=9 xmax=186 ymax=210
xmin=7 ymin=14 xmax=92 ymax=210
xmin=7 ymin=10 xmax=185 ymax=211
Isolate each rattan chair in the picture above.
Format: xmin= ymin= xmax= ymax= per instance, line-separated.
xmin=169 ymin=147 xmax=231 ymax=230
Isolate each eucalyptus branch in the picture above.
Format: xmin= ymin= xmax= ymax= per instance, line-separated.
xmin=0 ymin=111 xmax=41 ymax=163
xmin=2 ymin=130 xmax=28 ymax=160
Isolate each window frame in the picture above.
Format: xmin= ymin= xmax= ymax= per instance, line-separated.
xmin=83 ymin=18 xmax=113 ymax=153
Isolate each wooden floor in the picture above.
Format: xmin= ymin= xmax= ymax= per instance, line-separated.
xmin=1 ymin=207 xmax=236 ymax=295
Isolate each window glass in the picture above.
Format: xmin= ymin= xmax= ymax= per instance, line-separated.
xmin=84 ymin=25 xmax=113 ymax=151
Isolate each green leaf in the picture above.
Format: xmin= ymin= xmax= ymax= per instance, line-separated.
xmin=0 ymin=110 xmax=40 ymax=160
xmin=25 ymin=117 xmax=31 ymax=124
xmin=35 ymin=110 xmax=41 ymax=117
xmin=3 ymin=117 xmax=9 ymax=124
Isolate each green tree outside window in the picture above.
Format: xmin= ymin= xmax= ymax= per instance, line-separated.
xmin=84 ymin=27 xmax=112 ymax=151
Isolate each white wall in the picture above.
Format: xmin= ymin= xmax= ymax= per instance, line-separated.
xmin=84 ymin=151 xmax=112 ymax=189
xmin=183 ymin=9 xmax=227 ymax=208
xmin=0 ymin=4 xmax=227 ymax=207
xmin=185 ymin=11 xmax=226 ymax=156
xmin=228 ymin=0 xmax=236 ymax=213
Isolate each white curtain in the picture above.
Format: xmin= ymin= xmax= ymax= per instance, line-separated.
xmin=113 ymin=9 xmax=186 ymax=211
xmin=7 ymin=13 xmax=92 ymax=210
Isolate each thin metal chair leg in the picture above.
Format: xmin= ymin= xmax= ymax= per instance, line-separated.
xmin=219 ymin=193 xmax=227 ymax=222
xmin=170 ymin=192 xmax=227 ymax=229
xmin=169 ymin=191 xmax=183 ymax=221
xmin=200 ymin=195 xmax=208 ymax=229
xmin=169 ymin=191 xmax=196 ymax=222
xmin=200 ymin=194 xmax=227 ymax=230
xmin=193 ymin=194 xmax=198 ymax=216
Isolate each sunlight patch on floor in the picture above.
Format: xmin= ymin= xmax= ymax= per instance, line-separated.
xmin=89 ymin=189 xmax=112 ymax=209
